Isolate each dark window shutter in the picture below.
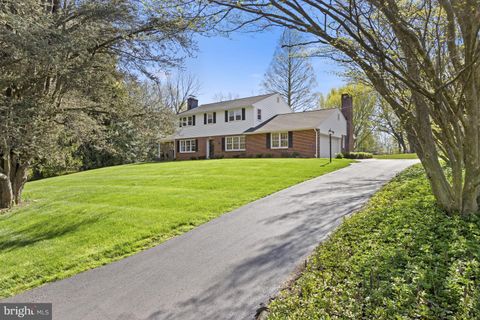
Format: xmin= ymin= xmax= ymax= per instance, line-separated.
xmin=192 ymin=115 xmax=196 ymax=126
xmin=266 ymin=133 xmax=271 ymax=149
xmin=204 ymin=113 xmax=207 ymax=124
xmin=179 ymin=120 xmax=182 ymax=128
xmin=195 ymin=139 xmax=198 ymax=152
xmin=225 ymin=110 xmax=228 ymax=122
xmin=213 ymin=112 xmax=216 ymax=123
xmin=242 ymin=108 xmax=246 ymax=120
xmin=221 ymin=137 xmax=225 ymax=151
xmin=288 ymin=131 xmax=293 ymax=148
xmin=176 ymin=140 xmax=180 ymax=153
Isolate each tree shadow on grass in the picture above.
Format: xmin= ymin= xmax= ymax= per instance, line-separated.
xmin=137 ymin=175 xmax=390 ymax=320
xmin=0 ymin=215 xmax=101 ymax=253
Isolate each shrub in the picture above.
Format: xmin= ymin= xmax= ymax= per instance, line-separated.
xmin=343 ymin=152 xmax=373 ymax=159
xmin=336 ymin=153 xmax=344 ymax=159
xmin=281 ymin=152 xmax=291 ymax=158
xmin=291 ymin=152 xmax=301 ymax=158
xmin=256 ymin=154 xmax=263 ymax=158
xmin=264 ymin=153 xmax=274 ymax=158
xmin=189 ymin=156 xmax=198 ymax=160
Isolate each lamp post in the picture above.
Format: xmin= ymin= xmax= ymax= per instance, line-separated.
xmin=328 ymin=129 xmax=334 ymax=163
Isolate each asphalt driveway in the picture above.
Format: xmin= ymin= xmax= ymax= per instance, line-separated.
xmin=4 ymin=159 xmax=418 ymax=320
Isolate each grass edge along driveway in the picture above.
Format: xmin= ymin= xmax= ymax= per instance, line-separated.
xmin=0 ymin=158 xmax=351 ymax=298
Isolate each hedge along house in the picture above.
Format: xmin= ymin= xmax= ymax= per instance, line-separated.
xmin=159 ymin=93 xmax=353 ymax=160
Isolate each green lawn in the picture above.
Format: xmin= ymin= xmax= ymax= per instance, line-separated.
xmin=0 ymin=158 xmax=351 ymax=298
xmin=268 ymin=165 xmax=480 ymax=320
xmin=373 ymin=153 xmax=418 ymax=159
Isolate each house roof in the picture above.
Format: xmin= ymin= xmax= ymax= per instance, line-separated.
xmin=177 ymin=93 xmax=277 ymax=116
xmin=245 ymin=109 xmax=338 ymax=134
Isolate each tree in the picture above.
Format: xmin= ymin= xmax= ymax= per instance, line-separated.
xmin=161 ymin=72 xmax=201 ymax=114
xmin=262 ymin=29 xmax=318 ymax=111
xmin=319 ymin=83 xmax=377 ymax=152
xmin=74 ymin=78 xmax=177 ymax=171
xmin=374 ymin=97 xmax=410 ymax=154
xmin=212 ymin=92 xmax=240 ymax=102
xmin=0 ymin=0 xmax=197 ymax=209
xmin=210 ymin=0 xmax=480 ymax=215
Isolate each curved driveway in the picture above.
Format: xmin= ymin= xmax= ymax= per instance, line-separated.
xmin=5 ymin=159 xmax=418 ymax=320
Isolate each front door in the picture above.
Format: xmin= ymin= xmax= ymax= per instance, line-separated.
xmin=208 ymin=139 xmax=215 ymax=159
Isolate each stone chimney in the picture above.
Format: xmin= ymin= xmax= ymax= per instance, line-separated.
xmin=341 ymin=93 xmax=354 ymax=153
xmin=187 ymin=96 xmax=198 ymax=110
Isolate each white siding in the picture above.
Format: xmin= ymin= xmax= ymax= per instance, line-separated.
xmin=174 ymin=93 xmax=292 ymax=139
xmin=319 ymin=134 xmax=342 ymax=158
xmin=318 ymin=109 xmax=347 ymax=138
xmin=175 ymin=106 xmax=255 ymax=139
xmin=252 ymin=93 xmax=292 ymax=126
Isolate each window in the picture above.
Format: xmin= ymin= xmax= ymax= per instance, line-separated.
xmin=228 ymin=109 xmax=242 ymax=121
xmin=179 ymin=139 xmax=196 ymax=153
xmin=179 ymin=116 xmax=194 ymax=127
xmin=271 ymin=132 xmax=289 ymax=149
xmin=225 ymin=136 xmax=245 ymax=151
xmin=257 ymin=109 xmax=262 ymax=120
xmin=207 ymin=113 xmax=214 ymax=124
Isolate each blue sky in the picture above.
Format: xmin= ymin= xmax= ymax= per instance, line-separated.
xmin=184 ymin=29 xmax=345 ymax=104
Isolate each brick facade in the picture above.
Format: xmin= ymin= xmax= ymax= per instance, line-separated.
xmin=175 ymin=129 xmax=317 ymax=160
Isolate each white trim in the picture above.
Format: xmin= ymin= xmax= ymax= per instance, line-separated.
xmin=315 ymin=128 xmax=319 ymax=158
xmin=206 ymin=112 xmax=215 ymax=125
xmin=180 ymin=116 xmax=194 ymax=127
xmin=227 ymin=109 xmax=243 ymax=122
xmin=225 ymin=135 xmax=246 ymax=152
xmin=179 ymin=139 xmax=197 ymax=153
xmin=270 ymin=132 xmax=289 ymax=149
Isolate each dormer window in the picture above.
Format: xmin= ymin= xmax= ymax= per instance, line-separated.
xmin=228 ymin=109 xmax=242 ymax=121
xmin=257 ymin=109 xmax=262 ymax=120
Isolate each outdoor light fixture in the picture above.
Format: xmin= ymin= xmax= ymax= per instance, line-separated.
xmin=328 ymin=129 xmax=335 ymax=163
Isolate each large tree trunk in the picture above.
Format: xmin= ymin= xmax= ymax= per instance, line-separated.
xmin=0 ymin=153 xmax=29 ymax=210
xmin=0 ymin=173 xmax=14 ymax=209
xmin=11 ymin=164 xmax=28 ymax=205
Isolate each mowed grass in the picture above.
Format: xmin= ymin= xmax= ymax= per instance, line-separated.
xmin=0 ymin=158 xmax=351 ymax=298
xmin=373 ymin=153 xmax=418 ymax=159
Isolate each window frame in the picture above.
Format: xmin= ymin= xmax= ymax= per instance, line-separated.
xmin=270 ymin=132 xmax=289 ymax=149
xmin=257 ymin=109 xmax=262 ymax=120
xmin=180 ymin=116 xmax=194 ymax=127
xmin=206 ymin=113 xmax=214 ymax=124
xmin=225 ymin=136 xmax=246 ymax=152
xmin=228 ymin=109 xmax=242 ymax=122
xmin=179 ymin=139 xmax=197 ymax=153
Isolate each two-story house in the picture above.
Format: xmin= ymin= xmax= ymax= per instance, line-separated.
xmin=160 ymin=93 xmax=352 ymax=160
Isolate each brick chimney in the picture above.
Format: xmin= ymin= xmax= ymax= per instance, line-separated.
xmin=341 ymin=93 xmax=354 ymax=153
xmin=187 ymin=96 xmax=198 ymax=110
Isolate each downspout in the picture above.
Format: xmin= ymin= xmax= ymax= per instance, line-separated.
xmin=314 ymin=129 xmax=319 ymax=158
